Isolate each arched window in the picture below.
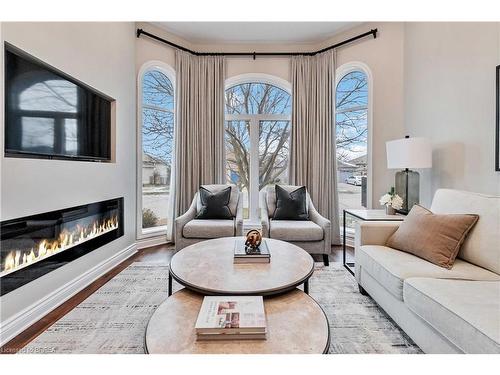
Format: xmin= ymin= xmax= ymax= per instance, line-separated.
xmin=225 ymin=75 xmax=291 ymax=221
xmin=335 ymin=63 xmax=372 ymax=245
xmin=336 ymin=71 xmax=368 ymax=166
xmin=137 ymin=62 xmax=175 ymax=238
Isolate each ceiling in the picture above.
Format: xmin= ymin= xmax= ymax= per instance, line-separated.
xmin=151 ymin=22 xmax=363 ymax=44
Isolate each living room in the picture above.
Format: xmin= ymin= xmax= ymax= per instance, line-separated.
xmin=1 ymin=0 xmax=499 ymax=372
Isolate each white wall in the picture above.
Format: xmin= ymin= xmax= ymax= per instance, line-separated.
xmin=404 ymin=23 xmax=500 ymax=206
xmin=0 ymin=23 xmax=136 ymax=324
xmin=136 ymin=22 xmax=405 ymax=207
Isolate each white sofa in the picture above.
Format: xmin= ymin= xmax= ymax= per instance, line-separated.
xmin=355 ymin=189 xmax=500 ymax=353
xmin=175 ymin=184 xmax=243 ymax=251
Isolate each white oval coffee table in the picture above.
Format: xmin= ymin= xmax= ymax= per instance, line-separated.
xmin=145 ymin=288 xmax=330 ymax=354
xmin=168 ymin=237 xmax=314 ymax=296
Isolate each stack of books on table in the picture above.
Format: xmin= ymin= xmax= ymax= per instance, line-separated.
xmin=195 ymin=296 xmax=267 ymax=341
xmin=233 ymin=238 xmax=270 ymax=264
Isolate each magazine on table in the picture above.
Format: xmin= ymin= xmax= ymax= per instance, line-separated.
xmin=195 ymin=296 xmax=267 ymax=337
xmin=196 ymin=332 xmax=266 ymax=340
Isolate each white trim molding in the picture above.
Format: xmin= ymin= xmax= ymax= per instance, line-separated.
xmin=136 ymin=61 xmax=176 ymax=242
xmin=335 ymin=61 xmax=374 ymax=209
xmin=226 ymin=73 xmax=292 ymax=93
xmin=0 ymin=244 xmax=137 ymax=346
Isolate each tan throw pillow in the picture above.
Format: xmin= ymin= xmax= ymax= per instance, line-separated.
xmin=386 ymin=205 xmax=479 ymax=269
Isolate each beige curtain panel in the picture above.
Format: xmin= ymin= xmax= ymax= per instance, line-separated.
xmin=289 ymin=51 xmax=341 ymax=245
xmin=173 ymin=51 xmax=226 ymax=220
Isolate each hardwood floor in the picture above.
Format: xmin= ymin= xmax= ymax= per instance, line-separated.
xmin=0 ymin=243 xmax=354 ymax=354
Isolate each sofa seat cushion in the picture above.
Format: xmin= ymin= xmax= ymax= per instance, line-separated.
xmin=357 ymin=245 xmax=500 ymax=300
xmin=269 ymin=220 xmax=323 ymax=241
xmin=404 ymin=278 xmax=500 ymax=353
xmin=183 ymin=219 xmax=234 ymax=239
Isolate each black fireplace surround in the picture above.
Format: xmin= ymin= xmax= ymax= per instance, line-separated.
xmin=0 ymin=198 xmax=124 ymax=296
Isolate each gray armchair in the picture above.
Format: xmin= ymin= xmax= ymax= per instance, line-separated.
xmin=260 ymin=185 xmax=331 ymax=265
xmin=175 ymin=184 xmax=243 ymax=251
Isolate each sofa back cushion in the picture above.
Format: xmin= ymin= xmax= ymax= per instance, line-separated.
xmin=196 ymin=184 xmax=239 ymax=217
xmin=386 ymin=204 xmax=479 ymax=269
xmin=430 ymin=189 xmax=500 ymax=274
xmin=265 ymin=184 xmax=310 ymax=217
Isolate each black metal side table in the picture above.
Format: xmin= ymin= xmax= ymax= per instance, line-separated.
xmin=342 ymin=209 xmax=405 ymax=276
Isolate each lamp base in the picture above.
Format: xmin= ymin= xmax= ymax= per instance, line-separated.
xmin=395 ymin=169 xmax=420 ymax=214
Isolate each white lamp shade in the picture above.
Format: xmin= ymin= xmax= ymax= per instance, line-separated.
xmin=386 ymin=137 xmax=432 ymax=169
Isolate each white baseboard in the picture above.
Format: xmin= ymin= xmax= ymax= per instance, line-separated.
xmin=136 ymin=235 xmax=170 ymax=249
xmin=0 ymin=243 xmax=137 ymax=346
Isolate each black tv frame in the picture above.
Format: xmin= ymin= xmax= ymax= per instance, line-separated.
xmin=3 ymin=42 xmax=115 ymax=163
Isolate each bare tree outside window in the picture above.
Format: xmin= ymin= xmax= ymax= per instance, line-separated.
xmin=225 ymin=120 xmax=250 ymax=190
xmin=336 ymin=70 xmax=369 ymax=233
xmin=142 ymin=71 xmax=174 ymax=163
xmin=259 ymin=120 xmax=290 ymax=189
xmin=226 ymin=83 xmax=291 ymax=115
xmin=141 ymin=70 xmax=174 ymax=231
xmin=336 ymin=71 xmax=368 ymax=163
xmin=225 ymin=83 xmax=291 ymax=199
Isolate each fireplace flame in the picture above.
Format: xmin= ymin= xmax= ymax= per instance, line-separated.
xmin=1 ymin=216 xmax=118 ymax=277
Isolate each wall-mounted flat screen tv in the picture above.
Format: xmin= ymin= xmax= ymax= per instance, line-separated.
xmin=4 ymin=43 xmax=114 ymax=162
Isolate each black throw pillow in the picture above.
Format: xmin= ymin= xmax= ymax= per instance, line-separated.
xmin=195 ymin=186 xmax=233 ymax=220
xmin=273 ymin=185 xmax=309 ymax=220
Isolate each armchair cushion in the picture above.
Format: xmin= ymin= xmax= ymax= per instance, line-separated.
xmin=195 ymin=186 xmax=232 ymax=219
xmin=269 ymin=220 xmax=323 ymax=241
xmin=183 ymin=219 xmax=235 ymax=239
xmin=273 ymin=185 xmax=309 ymax=220
xmin=197 ymin=184 xmax=239 ymax=216
xmin=265 ymin=184 xmax=309 ymax=217
xmin=357 ymin=245 xmax=500 ymax=300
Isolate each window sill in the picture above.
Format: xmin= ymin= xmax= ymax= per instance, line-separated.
xmin=138 ymin=225 xmax=168 ymax=240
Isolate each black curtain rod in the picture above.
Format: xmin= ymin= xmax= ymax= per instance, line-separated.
xmin=136 ymin=27 xmax=377 ymax=58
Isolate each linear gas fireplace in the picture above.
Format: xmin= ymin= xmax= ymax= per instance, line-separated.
xmin=0 ymin=198 xmax=123 ymax=296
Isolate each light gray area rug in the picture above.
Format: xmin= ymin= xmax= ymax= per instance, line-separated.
xmin=20 ymin=262 xmax=421 ymax=354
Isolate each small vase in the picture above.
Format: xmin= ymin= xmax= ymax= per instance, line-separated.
xmin=385 ymin=205 xmax=396 ymax=215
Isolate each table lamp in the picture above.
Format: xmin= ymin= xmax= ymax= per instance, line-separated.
xmin=386 ymin=136 xmax=432 ymax=213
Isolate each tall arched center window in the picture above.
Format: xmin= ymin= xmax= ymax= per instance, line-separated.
xmin=225 ymin=76 xmax=292 ymax=222
xmin=335 ymin=66 xmax=371 ymax=242
xmin=138 ymin=63 xmax=175 ymax=238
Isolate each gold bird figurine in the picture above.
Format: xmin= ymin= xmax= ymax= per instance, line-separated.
xmin=244 ymin=229 xmax=262 ymax=253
